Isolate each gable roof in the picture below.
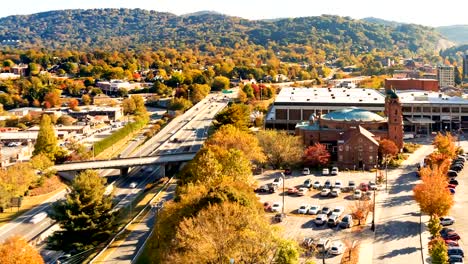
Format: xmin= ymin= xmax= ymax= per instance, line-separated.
xmin=341 ymin=125 xmax=379 ymax=146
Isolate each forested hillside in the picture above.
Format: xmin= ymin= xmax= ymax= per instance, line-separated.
xmin=437 ymin=25 xmax=468 ymax=44
xmin=0 ymin=8 xmax=443 ymax=55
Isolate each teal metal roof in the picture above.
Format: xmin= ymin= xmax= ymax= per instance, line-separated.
xmin=322 ymin=107 xmax=385 ymax=122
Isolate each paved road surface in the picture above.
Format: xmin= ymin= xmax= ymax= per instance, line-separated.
xmin=96 ymin=183 xmax=177 ymax=263
xmin=372 ymin=144 xmax=433 ymax=263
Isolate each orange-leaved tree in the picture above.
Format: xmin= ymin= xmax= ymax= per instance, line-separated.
xmin=425 ymin=152 xmax=451 ymax=176
xmin=0 ymin=236 xmax=44 ymax=264
xmin=303 ymin=143 xmax=330 ymax=167
xmin=413 ymin=167 xmax=454 ymax=217
xmin=433 ymin=132 xmax=457 ymax=159
xmin=378 ymin=139 xmax=399 ymax=164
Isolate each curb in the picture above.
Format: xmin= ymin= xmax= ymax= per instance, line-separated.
xmin=420 ymin=214 xmax=431 ymax=264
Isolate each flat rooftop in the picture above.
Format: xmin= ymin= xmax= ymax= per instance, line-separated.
xmin=397 ymin=90 xmax=468 ymax=105
xmin=275 ymin=87 xmax=385 ymax=105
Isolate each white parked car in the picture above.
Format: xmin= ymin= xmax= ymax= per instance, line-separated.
xmin=315 ymin=214 xmax=328 ymax=225
xmin=331 ymin=206 xmax=345 ymax=217
xmin=320 ymin=188 xmax=331 ymax=197
xmin=334 ymin=180 xmax=343 ymax=190
xmin=322 ymin=168 xmax=330 ymax=175
xmin=297 ymin=204 xmax=310 ymax=214
xmin=353 ymin=190 xmax=362 ymax=200
xmin=368 ymin=181 xmax=378 ymax=190
xmin=331 ymin=167 xmax=339 ymax=175
xmin=272 ymin=177 xmax=283 ymax=186
xmin=312 ymin=180 xmax=321 ymax=189
xmin=308 ymin=205 xmax=321 ymax=215
xmin=439 ymin=216 xmax=455 ymax=226
xmin=297 ymin=187 xmax=308 ymax=196
xmin=302 ymin=167 xmax=310 ymax=175
xmin=329 ymin=241 xmax=345 ymax=255
xmin=330 ymin=188 xmax=341 ymax=197
xmin=271 ymin=202 xmax=282 ymax=212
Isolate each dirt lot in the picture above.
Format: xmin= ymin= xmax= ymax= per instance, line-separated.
xmin=255 ymin=168 xmax=380 ymax=263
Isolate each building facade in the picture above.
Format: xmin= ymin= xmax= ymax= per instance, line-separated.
xmin=437 ymin=65 xmax=455 ymax=87
xmin=385 ymin=78 xmax=439 ymax=92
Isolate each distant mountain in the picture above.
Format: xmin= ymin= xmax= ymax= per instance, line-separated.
xmin=0 ymin=8 xmax=445 ymax=54
xmin=362 ymin=17 xmax=401 ymax=27
xmin=182 ymin=10 xmax=223 ymax=17
xmin=437 ymin=25 xmax=468 ymax=44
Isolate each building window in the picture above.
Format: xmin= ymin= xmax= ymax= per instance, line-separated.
xmin=339 ymin=155 xmax=343 ymax=161
xmin=369 ymin=155 xmax=373 ymax=161
xmin=358 ymin=146 xmax=363 ymax=152
xmin=345 ymin=146 xmax=349 ymax=151
xmin=369 ymin=146 xmax=373 ymax=151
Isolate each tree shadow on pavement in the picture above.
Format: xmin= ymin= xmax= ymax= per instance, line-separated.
xmin=381 ymin=194 xmax=414 ymax=208
xmin=375 ymin=220 xmax=420 ymax=242
xmin=389 ymin=172 xmax=419 ymax=195
xmin=377 ymin=246 xmax=420 ymax=260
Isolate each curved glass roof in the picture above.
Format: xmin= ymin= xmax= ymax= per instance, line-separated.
xmin=322 ymin=107 xmax=385 ymax=122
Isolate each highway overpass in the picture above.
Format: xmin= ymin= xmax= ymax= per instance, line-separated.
xmin=53 ymin=152 xmax=196 ymax=173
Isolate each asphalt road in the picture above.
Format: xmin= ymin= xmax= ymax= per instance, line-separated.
xmin=372 ymin=143 xmax=434 ymax=263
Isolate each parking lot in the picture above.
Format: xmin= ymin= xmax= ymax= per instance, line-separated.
xmin=255 ymin=168 xmax=381 ymax=263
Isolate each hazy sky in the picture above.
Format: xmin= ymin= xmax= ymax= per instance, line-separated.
xmin=2 ymin=0 xmax=467 ymax=27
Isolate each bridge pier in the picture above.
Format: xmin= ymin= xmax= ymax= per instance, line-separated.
xmin=159 ymin=164 xmax=166 ymax=179
xmin=120 ymin=167 xmax=129 ymax=177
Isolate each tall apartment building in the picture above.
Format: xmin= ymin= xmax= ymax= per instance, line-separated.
xmin=463 ymin=54 xmax=468 ymax=82
xmin=437 ymin=65 xmax=455 ymax=87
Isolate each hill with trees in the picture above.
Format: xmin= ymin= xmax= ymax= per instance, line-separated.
xmin=437 ymin=25 xmax=468 ymax=44
xmin=0 ymin=8 xmax=444 ymax=55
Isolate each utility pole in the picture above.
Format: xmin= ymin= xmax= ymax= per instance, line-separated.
xmin=281 ymin=172 xmax=285 ymax=215
xmin=371 ymin=166 xmax=377 ymax=232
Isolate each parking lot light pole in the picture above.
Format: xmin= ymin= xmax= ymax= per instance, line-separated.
xmin=281 ymin=172 xmax=285 ymax=215
xmin=371 ymin=166 xmax=377 ymax=232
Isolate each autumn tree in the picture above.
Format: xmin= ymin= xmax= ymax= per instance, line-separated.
xmin=428 ymin=217 xmax=443 ymax=238
xmin=433 ymin=132 xmax=457 ymax=159
xmin=303 ymin=143 xmax=331 ymax=167
xmin=257 ymin=130 xmax=303 ymax=169
xmin=425 ymin=152 xmax=451 ymax=176
xmin=378 ymin=139 xmax=399 ymax=164
xmin=413 ymin=167 xmax=454 ymax=217
xmin=56 ymin=114 xmax=76 ymax=126
xmin=189 ymin=84 xmax=210 ymax=103
xmin=43 ymin=89 xmax=62 ymax=108
xmin=68 ymin=98 xmax=79 ymax=111
xmin=33 ymin=114 xmax=61 ymax=161
xmin=211 ymin=76 xmax=230 ymax=91
xmin=350 ymin=200 xmax=372 ymax=225
xmin=48 ymin=170 xmax=116 ymax=252
xmin=168 ymin=97 xmax=193 ymax=112
xmin=0 ymin=236 xmax=44 ymax=264
xmin=81 ymin=94 xmax=91 ymax=105
xmin=274 ymin=240 xmax=301 ymax=264
xmin=214 ymin=103 xmax=250 ymax=130
xmin=206 ymin=124 xmax=265 ymax=163
xmin=428 ymin=237 xmax=449 ymax=264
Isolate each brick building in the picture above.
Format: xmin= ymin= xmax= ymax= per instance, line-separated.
xmin=296 ymin=90 xmax=403 ymax=169
xmin=385 ymin=78 xmax=439 ymax=92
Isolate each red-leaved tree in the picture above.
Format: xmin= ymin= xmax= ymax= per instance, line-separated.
xmin=303 ymin=143 xmax=330 ymax=167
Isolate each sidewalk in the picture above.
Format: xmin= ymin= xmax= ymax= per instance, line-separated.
xmin=420 ymin=215 xmax=431 ymax=264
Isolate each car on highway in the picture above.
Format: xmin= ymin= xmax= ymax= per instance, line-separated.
xmin=440 ymin=216 xmax=455 ymax=226
xmin=271 ymin=202 xmax=282 ymax=212
xmin=315 ymin=214 xmax=328 ymax=226
xmin=320 ymin=188 xmax=331 ymax=197
xmin=297 ymin=187 xmax=308 ymax=196
xmin=297 ymin=204 xmax=310 ymax=214
xmin=322 ymin=168 xmax=330 ymax=175
xmin=312 ymin=180 xmax=321 ymax=189
xmin=129 ymin=182 xmax=137 ymax=188
xmin=30 ymin=212 xmax=48 ymax=224
xmin=329 ymin=241 xmax=345 ymax=255
xmin=339 ymin=214 xmax=353 ymax=228
xmin=308 ymin=205 xmax=321 ymax=215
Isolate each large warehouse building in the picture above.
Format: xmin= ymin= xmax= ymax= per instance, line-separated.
xmin=265 ymin=87 xmax=468 ymax=134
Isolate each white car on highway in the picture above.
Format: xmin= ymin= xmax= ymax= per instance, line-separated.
xmin=30 ymin=212 xmax=48 ymax=224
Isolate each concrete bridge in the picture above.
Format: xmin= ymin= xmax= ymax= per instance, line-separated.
xmin=53 ymin=152 xmax=196 ymax=176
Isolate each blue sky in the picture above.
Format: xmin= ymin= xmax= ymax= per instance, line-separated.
xmin=1 ymin=0 xmax=467 ymax=27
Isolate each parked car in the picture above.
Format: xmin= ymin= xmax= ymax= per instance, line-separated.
xmin=330 ymin=188 xmax=341 ymax=197
xmin=445 ymin=239 xmax=459 ymax=247
xmin=322 ymin=168 xmax=330 ymax=176
xmin=329 ymin=241 xmax=345 ymax=255
xmin=447 ymin=170 xmax=459 ymax=177
xmin=331 ymin=167 xmax=339 ymax=175
xmin=321 ymin=206 xmax=332 ymax=216
xmin=340 ymin=214 xmax=353 ymax=228
xmin=297 ymin=204 xmax=310 ymax=214
xmin=327 ymin=214 xmax=340 ymax=227
xmin=287 ymin=187 xmax=299 ymax=195
xmin=442 ymin=232 xmax=461 ymax=241
xmin=263 ymin=202 xmax=272 ymax=212
xmin=302 ymin=237 xmax=316 ymax=248
xmin=316 ymin=238 xmax=331 ymax=252
xmin=348 ymin=180 xmax=356 ymax=191
xmin=448 ymin=247 xmax=464 ymax=258
xmin=353 ymin=190 xmax=363 ymax=200
xmin=324 ymin=180 xmax=332 ymax=189
xmin=320 ymin=188 xmax=331 ymax=197
xmin=334 ymin=180 xmax=343 ymax=190
xmin=308 ymin=205 xmax=321 ymax=215
xmin=297 ymin=187 xmax=308 ymax=196
xmin=332 ymin=206 xmax=345 ymax=217
xmin=272 ymin=177 xmax=283 ymax=186
xmin=448 ymin=188 xmax=456 ymax=195
xmin=271 ymin=202 xmax=282 ymax=212
xmin=268 ymin=184 xmax=278 ymax=193
xmin=449 ymin=255 xmax=464 ymax=264
xmin=359 ymin=183 xmax=369 ymax=191
xmin=441 ymin=228 xmax=456 ymax=237
xmin=449 ymin=179 xmax=459 ymax=186
xmin=304 ymin=179 xmax=313 ymax=188
xmin=255 ymin=184 xmax=269 ymax=193
xmin=302 ymin=167 xmax=310 ymax=175
xmin=448 ymin=184 xmax=457 ymax=189
xmin=284 ymin=168 xmax=292 ymax=175
xmin=315 ymin=214 xmax=328 ymax=225
xmin=450 ymin=165 xmax=463 ymax=172
xmin=274 ymin=213 xmax=286 ymax=223
xmin=368 ymin=181 xmax=378 ymax=190
xmin=312 ymin=180 xmax=321 ymax=189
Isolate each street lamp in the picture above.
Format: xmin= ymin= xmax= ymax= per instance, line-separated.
xmin=281 ymin=172 xmax=286 ymax=215
xmin=371 ymin=165 xmax=377 ymax=232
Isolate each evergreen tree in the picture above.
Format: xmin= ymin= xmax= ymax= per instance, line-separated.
xmin=48 ymin=170 xmax=116 ymax=252
xmin=33 ymin=115 xmax=58 ymax=161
